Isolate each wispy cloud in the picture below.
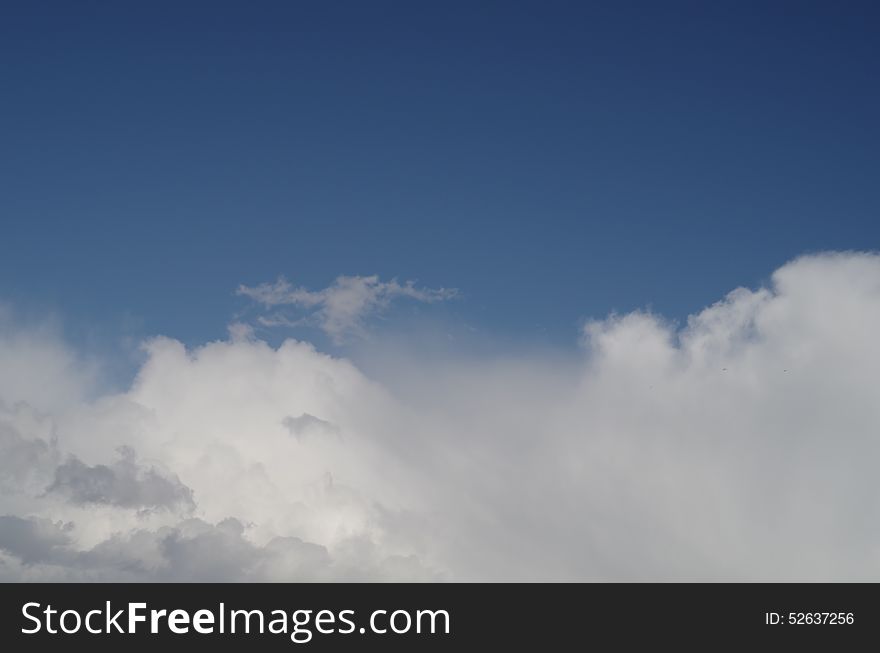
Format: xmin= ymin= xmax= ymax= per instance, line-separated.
xmin=237 ymin=275 xmax=458 ymax=343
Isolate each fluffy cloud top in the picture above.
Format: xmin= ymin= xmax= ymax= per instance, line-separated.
xmin=2 ymin=252 xmax=880 ymax=581
xmin=237 ymin=275 xmax=457 ymax=343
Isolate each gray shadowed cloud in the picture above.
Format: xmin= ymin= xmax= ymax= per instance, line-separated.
xmin=0 ymin=515 xmax=441 ymax=582
xmin=282 ymin=413 xmax=340 ymax=440
xmin=47 ymin=446 xmax=195 ymax=511
xmin=0 ymin=515 xmax=71 ymax=565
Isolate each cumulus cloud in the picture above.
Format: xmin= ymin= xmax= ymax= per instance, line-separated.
xmin=2 ymin=252 xmax=880 ymax=581
xmin=237 ymin=275 xmax=457 ymax=343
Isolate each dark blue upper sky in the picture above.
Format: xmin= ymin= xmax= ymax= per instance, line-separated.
xmin=2 ymin=1 xmax=879 ymax=350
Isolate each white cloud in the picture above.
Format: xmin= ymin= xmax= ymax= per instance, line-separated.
xmin=0 ymin=309 xmax=99 ymax=413
xmin=2 ymin=252 xmax=880 ymax=580
xmin=237 ymin=275 xmax=457 ymax=343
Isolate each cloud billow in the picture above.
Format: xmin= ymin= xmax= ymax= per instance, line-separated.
xmin=2 ymin=252 xmax=880 ymax=581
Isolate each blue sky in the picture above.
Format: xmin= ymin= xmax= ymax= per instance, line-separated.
xmin=2 ymin=1 xmax=879 ymax=352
